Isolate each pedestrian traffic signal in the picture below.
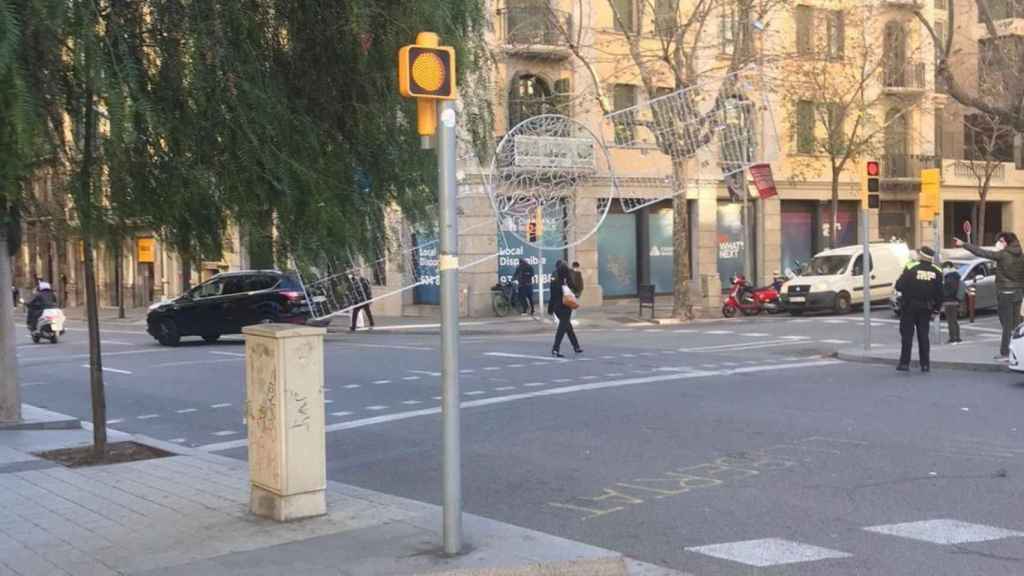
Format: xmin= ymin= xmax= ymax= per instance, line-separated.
xmin=399 ymin=35 xmax=456 ymax=100
xmin=398 ymin=32 xmax=458 ymax=137
xmin=862 ymin=160 xmax=881 ymax=209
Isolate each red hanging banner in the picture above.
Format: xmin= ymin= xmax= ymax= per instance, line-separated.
xmin=749 ymin=163 xmax=778 ymax=199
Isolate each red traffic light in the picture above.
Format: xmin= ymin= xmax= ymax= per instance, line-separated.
xmin=866 ymin=161 xmax=880 ymax=177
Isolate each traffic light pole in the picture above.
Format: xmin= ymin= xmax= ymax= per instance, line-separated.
xmin=862 ymin=208 xmax=871 ymax=351
xmin=437 ymin=99 xmax=462 ymax=555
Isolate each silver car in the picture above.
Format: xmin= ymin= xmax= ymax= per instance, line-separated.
xmin=890 ymin=251 xmax=997 ymax=316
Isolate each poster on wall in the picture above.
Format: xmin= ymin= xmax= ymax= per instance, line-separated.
xmin=717 ymin=203 xmax=746 ymax=290
xmin=649 ymin=207 xmax=674 ymax=293
xmin=497 ymin=201 xmax=566 ymax=298
xmin=411 ymin=228 xmax=440 ymax=305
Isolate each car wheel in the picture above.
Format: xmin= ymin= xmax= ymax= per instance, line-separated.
xmin=789 ymin=310 xmax=804 ymax=317
xmin=259 ymin=312 xmax=279 ymax=324
xmin=202 ymin=334 xmax=221 ymax=343
xmin=50 ymin=334 xmax=58 ymax=344
xmin=835 ymin=292 xmax=852 ymax=315
xmin=158 ymin=319 xmax=181 ymax=347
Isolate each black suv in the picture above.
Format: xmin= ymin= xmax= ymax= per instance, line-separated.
xmin=147 ymin=270 xmax=319 ymax=346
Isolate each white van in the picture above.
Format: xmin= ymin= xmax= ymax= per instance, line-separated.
xmin=780 ymin=242 xmax=912 ymax=315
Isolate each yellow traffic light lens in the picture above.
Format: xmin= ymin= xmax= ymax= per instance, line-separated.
xmin=412 ymin=52 xmax=446 ymax=93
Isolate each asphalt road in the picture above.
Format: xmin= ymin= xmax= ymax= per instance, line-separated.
xmin=16 ymin=308 xmax=1024 ymax=574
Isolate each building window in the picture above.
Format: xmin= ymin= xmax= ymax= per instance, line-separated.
xmin=885 ymin=108 xmax=909 ymax=177
xmin=612 ymin=84 xmax=638 ymax=145
xmin=825 ymin=11 xmax=845 ymax=59
xmin=612 ymin=0 xmax=635 ymax=32
xmin=655 ymin=0 xmax=676 ymax=34
xmin=509 ymin=74 xmax=555 ymax=130
xmin=884 ymin=20 xmax=908 ymax=87
xmin=934 ymin=0 xmax=946 ymax=9
xmin=796 ymin=5 xmax=813 ymax=56
xmin=824 ymin=103 xmax=845 ymax=152
xmin=796 ymin=100 xmax=816 ymax=154
xmin=720 ymin=6 xmax=736 ymax=53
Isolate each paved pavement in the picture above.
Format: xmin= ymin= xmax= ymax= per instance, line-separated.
xmin=0 ymin=427 xmax=680 ymax=575
xmin=8 ymin=307 xmax=1024 ymax=574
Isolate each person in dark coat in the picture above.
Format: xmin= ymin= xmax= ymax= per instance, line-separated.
xmin=895 ymin=247 xmax=944 ymax=372
xmin=26 ymin=281 xmax=57 ymax=331
xmin=569 ymin=261 xmax=584 ymax=298
xmin=956 ymin=232 xmax=1024 ymax=359
xmin=348 ymin=274 xmax=375 ymax=331
xmin=513 ymin=258 xmax=535 ymax=315
xmin=548 ymin=260 xmax=581 ymax=358
xmin=941 ymin=261 xmax=963 ymax=345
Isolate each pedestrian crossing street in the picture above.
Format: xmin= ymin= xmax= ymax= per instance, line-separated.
xmin=687 ymin=518 xmax=1024 ymax=569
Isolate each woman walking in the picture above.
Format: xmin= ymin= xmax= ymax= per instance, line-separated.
xmin=548 ymin=260 xmax=582 ymax=358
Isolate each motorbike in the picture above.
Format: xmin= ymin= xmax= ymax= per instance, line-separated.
xmin=722 ymin=275 xmax=782 ymax=317
xmin=29 ymin=308 xmax=66 ymax=344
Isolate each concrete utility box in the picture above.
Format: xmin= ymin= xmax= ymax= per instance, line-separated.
xmin=243 ymin=324 xmax=327 ymax=521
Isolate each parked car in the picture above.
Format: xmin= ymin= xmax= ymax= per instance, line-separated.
xmin=780 ymin=242 xmax=912 ymax=315
xmin=147 ymin=270 xmax=323 ymax=346
xmin=890 ymin=250 xmax=998 ymax=317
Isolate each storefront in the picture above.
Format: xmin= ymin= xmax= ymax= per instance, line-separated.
xmin=597 ymin=200 xmax=677 ymax=297
xmin=879 ymin=200 xmax=915 ymax=244
xmin=944 ymin=200 xmax=1004 ymax=247
xmin=780 ymin=200 xmax=860 ymax=275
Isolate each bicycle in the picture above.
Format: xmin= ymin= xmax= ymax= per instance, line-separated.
xmin=491 ymin=280 xmax=519 ymax=317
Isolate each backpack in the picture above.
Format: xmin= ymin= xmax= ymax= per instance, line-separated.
xmin=943 ymin=272 xmax=963 ymax=302
xmin=956 ymin=274 xmax=966 ymax=302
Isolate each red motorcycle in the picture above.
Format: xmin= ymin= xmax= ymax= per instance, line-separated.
xmin=722 ymin=275 xmax=782 ymax=317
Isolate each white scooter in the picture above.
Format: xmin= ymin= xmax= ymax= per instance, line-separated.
xmin=30 ymin=308 xmax=66 ymax=344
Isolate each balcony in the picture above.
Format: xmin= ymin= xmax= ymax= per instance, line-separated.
xmin=501 ymin=4 xmax=572 ymax=60
xmin=881 ymin=154 xmax=939 ymax=179
xmin=883 ymin=62 xmax=927 ymax=93
xmin=881 ymin=0 xmax=923 ymax=8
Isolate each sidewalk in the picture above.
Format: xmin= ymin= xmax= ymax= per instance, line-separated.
xmin=837 ymin=333 xmax=1010 ymax=372
xmin=0 ymin=406 xmax=686 ymax=576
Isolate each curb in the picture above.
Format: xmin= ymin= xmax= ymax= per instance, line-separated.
xmin=0 ymin=404 xmax=81 ymax=431
xmin=835 ymin=351 xmax=1009 ymax=373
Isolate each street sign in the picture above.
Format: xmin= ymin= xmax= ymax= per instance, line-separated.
xmin=137 ymin=238 xmax=156 ymax=263
xmin=963 ymin=220 xmax=972 ymax=236
xmin=919 ymin=168 xmax=941 ymax=222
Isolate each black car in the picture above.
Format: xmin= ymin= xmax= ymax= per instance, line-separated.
xmin=147 ymin=270 xmax=319 ymax=346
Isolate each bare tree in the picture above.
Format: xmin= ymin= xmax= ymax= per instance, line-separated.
xmin=920 ymin=1 xmax=1024 ymax=133
xmin=962 ymin=112 xmax=1015 ymax=244
xmin=781 ymin=2 xmax=928 ymax=248
xmin=542 ymin=0 xmax=778 ymax=317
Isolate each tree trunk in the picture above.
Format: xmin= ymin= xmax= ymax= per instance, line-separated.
xmin=180 ymin=250 xmax=192 ymax=293
xmin=0 ymin=226 xmax=20 ymax=423
xmin=80 ymin=74 xmax=107 ymax=456
xmin=115 ymin=241 xmax=125 ymax=318
xmin=830 ymin=169 xmax=840 ymax=250
xmin=978 ymin=188 xmax=988 ymax=246
xmin=671 ymin=158 xmax=692 ymax=318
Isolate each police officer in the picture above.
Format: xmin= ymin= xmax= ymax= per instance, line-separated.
xmin=895 ymin=246 xmax=944 ymax=372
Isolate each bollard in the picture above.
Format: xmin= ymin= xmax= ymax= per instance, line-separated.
xmin=243 ymin=324 xmax=327 ymax=522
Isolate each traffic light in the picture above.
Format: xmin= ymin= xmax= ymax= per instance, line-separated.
xmin=527 ymin=207 xmax=543 ymax=242
xmin=527 ymin=222 xmax=538 ymax=242
xmin=398 ymin=32 xmax=457 ymax=137
xmin=919 ymin=168 xmax=941 ymax=222
xmin=862 ymin=160 xmax=880 ymax=209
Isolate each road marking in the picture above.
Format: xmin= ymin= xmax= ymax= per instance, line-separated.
xmin=506 ymin=363 xmax=525 ymax=368
xmin=402 ymin=400 xmax=422 ymax=405
xmin=402 ymin=376 xmax=421 ymax=381
xmin=494 ymin=386 xmax=516 ymax=391
xmin=137 ymin=414 xmax=159 ymax=420
xmin=409 ymin=369 xmax=441 ymax=377
xmin=863 ymin=519 xmax=1024 ymax=545
xmin=483 ymin=367 xmax=501 ymax=371
xmin=210 ymin=403 xmax=231 ymax=408
xmin=524 ymin=382 xmax=546 ymax=387
xmin=607 ymin=373 xmax=624 ymax=377
xmin=820 ymin=339 xmax=851 ymax=344
xmin=32 ymin=348 xmax=170 ymax=363
xmin=531 ymin=361 xmax=550 ymax=366
xmin=340 ymin=343 xmax=434 ymax=351
xmin=196 ymin=359 xmax=842 ymax=452
xmin=82 ymin=365 xmax=132 ymax=375
xmin=678 ymin=341 xmax=810 ymax=353
xmin=372 ymin=380 xmax=391 ymax=384
xmin=365 ymin=405 xmax=389 ymax=411
xmin=152 ymin=358 xmax=241 ymax=368
xmin=686 ymin=538 xmax=851 ymax=567
xmin=780 ymin=335 xmax=811 ymax=341
xmin=459 ymin=369 xmax=475 ymax=374
xmin=620 ymin=353 xmax=636 ymax=358
xmin=169 ymin=438 xmax=186 ymax=443
xmin=553 ymin=378 xmax=572 ymax=383
xmin=331 ymin=411 xmax=354 ymax=417
xmin=465 ymin=391 xmax=485 ymax=396
xmin=106 ymin=419 xmax=124 ymax=425
xmin=100 ymin=340 xmax=135 ymax=346
xmin=739 ymin=332 xmax=770 ymax=337
xmin=344 ymin=384 xmax=361 ymax=389
xmin=211 ymin=430 xmax=237 ymax=437
xmin=485 ymin=352 xmax=567 ymax=362
xmin=705 ymin=330 xmax=734 ymax=335
xmin=176 ymin=408 xmax=198 ymax=414
xmin=209 ymin=351 xmax=247 ymax=357
xmin=673 ymin=329 xmax=698 ymax=333
xmin=364 ymin=321 xmax=496 ymax=331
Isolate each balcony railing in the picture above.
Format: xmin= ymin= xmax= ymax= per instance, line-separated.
xmin=503 ymin=4 xmax=570 ymax=49
xmin=882 ymin=154 xmax=939 ymax=178
xmin=883 ymin=61 xmax=927 ymax=91
xmin=952 ymin=159 xmax=1008 ymax=182
xmin=881 ymin=0 xmax=923 ymax=7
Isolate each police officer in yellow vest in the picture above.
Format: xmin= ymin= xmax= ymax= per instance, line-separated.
xmin=895 ymin=246 xmax=944 ymax=372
